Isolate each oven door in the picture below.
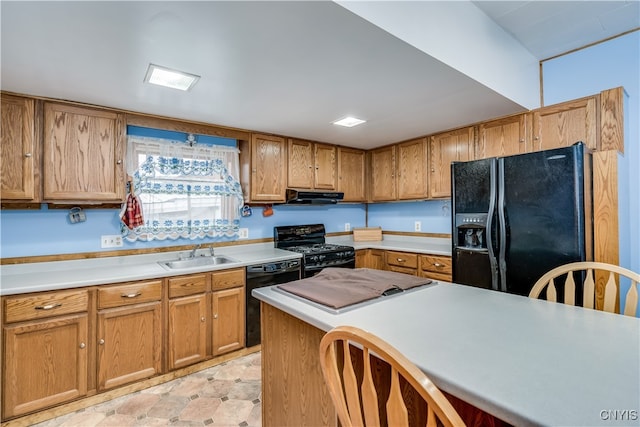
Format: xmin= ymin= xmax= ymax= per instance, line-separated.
xmin=303 ymin=258 xmax=355 ymax=278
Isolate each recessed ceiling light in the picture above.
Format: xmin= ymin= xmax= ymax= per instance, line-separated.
xmin=332 ymin=116 xmax=366 ymax=128
xmin=144 ymin=64 xmax=200 ymax=91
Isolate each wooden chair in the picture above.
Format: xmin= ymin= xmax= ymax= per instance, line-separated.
xmin=529 ymin=261 xmax=640 ymax=316
xmin=319 ymin=325 xmax=465 ymax=427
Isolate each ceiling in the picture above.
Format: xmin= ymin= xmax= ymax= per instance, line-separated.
xmin=1 ymin=1 xmax=638 ymax=150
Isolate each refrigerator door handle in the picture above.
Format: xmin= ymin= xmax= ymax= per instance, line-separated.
xmin=486 ymin=159 xmax=499 ymax=291
xmin=497 ymin=159 xmax=508 ymax=293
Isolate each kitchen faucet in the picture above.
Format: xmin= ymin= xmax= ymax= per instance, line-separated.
xmin=189 ymin=244 xmax=201 ymax=258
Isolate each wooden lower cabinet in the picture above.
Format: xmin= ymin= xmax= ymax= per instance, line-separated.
xmin=212 ymin=287 xmax=245 ymax=356
xmin=385 ymin=250 xmax=418 ymax=275
xmin=3 ymin=313 xmax=88 ymax=418
xmin=419 ymin=254 xmax=453 ymax=282
xmin=355 ymin=249 xmax=385 ymax=270
xmin=168 ymin=294 xmax=208 ymax=370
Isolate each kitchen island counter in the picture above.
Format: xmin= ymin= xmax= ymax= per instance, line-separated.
xmin=253 ymin=281 xmax=640 ymax=427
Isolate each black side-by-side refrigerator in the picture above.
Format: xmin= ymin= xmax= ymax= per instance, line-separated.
xmin=451 ymin=142 xmax=592 ymax=298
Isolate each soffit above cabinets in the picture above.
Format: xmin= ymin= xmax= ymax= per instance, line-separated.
xmin=1 ymin=1 xmax=637 ymax=149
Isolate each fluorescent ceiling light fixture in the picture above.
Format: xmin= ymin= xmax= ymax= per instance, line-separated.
xmin=144 ymin=64 xmax=200 ymax=91
xmin=332 ymin=116 xmax=366 ymax=128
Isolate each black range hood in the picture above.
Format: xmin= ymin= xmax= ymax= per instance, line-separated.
xmin=286 ymin=189 xmax=344 ymax=204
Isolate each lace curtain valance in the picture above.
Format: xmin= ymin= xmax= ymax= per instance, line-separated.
xmin=122 ymin=136 xmax=244 ymax=242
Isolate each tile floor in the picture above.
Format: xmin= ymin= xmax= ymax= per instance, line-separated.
xmin=32 ymin=352 xmax=262 ymax=427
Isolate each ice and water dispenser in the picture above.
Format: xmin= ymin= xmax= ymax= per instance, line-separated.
xmin=455 ymin=213 xmax=488 ymax=250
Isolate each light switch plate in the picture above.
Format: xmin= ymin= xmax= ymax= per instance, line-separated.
xmin=238 ymin=228 xmax=249 ymax=239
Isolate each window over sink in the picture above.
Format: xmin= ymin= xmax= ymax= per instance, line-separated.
xmin=123 ymin=131 xmax=243 ymax=242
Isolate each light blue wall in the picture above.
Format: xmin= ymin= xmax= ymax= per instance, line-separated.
xmin=367 ymin=200 xmax=451 ymax=234
xmin=542 ymin=31 xmax=639 ymax=273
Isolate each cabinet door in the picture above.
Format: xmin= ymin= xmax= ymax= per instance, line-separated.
xmin=397 ymin=138 xmax=428 ymax=200
xmin=477 ymin=114 xmax=529 ymax=159
xmin=370 ymin=145 xmax=396 ymax=201
xmin=287 ymin=138 xmax=313 ymax=189
xmin=212 ymin=287 xmax=245 ymax=356
xmin=43 ymin=102 xmax=125 ymax=201
xmin=97 ymin=302 xmax=162 ymax=390
xmin=337 ymin=147 xmax=366 ymax=202
xmin=314 ymin=143 xmax=336 ymax=190
xmin=3 ymin=313 xmax=88 ymax=418
xmin=430 ymin=127 xmax=474 ymax=198
xmin=1 ymin=94 xmax=37 ymax=201
xmin=532 ymin=96 xmax=597 ymax=152
xmin=250 ymin=133 xmax=287 ymax=202
xmin=168 ymin=294 xmax=208 ymax=370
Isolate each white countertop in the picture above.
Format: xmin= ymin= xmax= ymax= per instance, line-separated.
xmin=253 ymin=281 xmax=640 ymax=427
xmin=0 ymin=243 xmax=300 ymax=295
xmin=1 ymin=235 xmax=450 ymax=296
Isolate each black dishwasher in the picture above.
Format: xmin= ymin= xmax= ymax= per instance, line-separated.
xmin=245 ymin=259 xmax=301 ymax=347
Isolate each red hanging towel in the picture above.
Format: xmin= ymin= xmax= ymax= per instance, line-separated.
xmin=120 ymin=179 xmax=145 ymax=230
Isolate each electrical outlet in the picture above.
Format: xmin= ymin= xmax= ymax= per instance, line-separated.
xmin=414 ymin=221 xmax=421 ymax=232
xmin=101 ymin=235 xmax=123 ymax=248
xmin=345 ymin=223 xmax=351 ymax=232
xmin=238 ymin=228 xmax=249 ymax=239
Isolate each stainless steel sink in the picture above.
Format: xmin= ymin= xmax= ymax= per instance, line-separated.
xmin=159 ymin=255 xmax=237 ymax=270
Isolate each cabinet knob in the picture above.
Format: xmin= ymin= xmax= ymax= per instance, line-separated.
xmin=79 ymin=342 xmax=86 ymax=349
xmin=397 ymin=258 xmax=405 ymax=263
xmin=519 ymin=139 xmax=525 ymax=143
xmin=433 ymin=263 xmax=444 ymax=268
xmin=252 ymin=169 xmax=257 ymax=173
xmin=121 ymin=292 xmax=141 ymax=299
xmin=24 ymin=153 xmax=32 ymax=158
xmin=35 ymin=303 xmax=62 ymax=310
xmin=99 ymin=339 xmax=105 ymax=345
xmin=116 ymin=160 xmax=122 ymax=165
xmin=201 ymin=316 xmax=206 ymax=322
xmin=431 ymin=169 xmax=435 ymax=173
xmin=534 ymin=136 xmax=540 ymax=140
xmin=213 ymin=314 xmax=218 ymax=319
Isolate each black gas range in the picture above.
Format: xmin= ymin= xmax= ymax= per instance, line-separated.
xmin=274 ymin=224 xmax=355 ymax=278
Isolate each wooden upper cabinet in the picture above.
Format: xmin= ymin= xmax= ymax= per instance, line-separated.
xmin=397 ymin=138 xmax=428 ymax=200
xmin=314 ymin=143 xmax=336 ymax=189
xmin=337 ymin=147 xmax=366 ymax=202
xmin=477 ymin=113 xmax=529 ymax=159
xmin=43 ymin=102 xmax=125 ymax=202
xmin=287 ymin=139 xmax=314 ymax=189
xmin=240 ymin=133 xmax=287 ymax=202
xmin=599 ymin=86 xmax=624 ymax=153
xmin=532 ymin=96 xmax=597 ymax=152
xmin=1 ymin=94 xmax=38 ymax=201
xmin=430 ymin=126 xmax=474 ymax=198
xmin=287 ymin=139 xmax=336 ymax=190
xmin=369 ymin=145 xmax=396 ymax=201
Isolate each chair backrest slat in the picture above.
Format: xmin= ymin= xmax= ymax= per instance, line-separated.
xmin=386 ymin=367 xmax=409 ymax=426
xmin=546 ymin=278 xmax=557 ymax=302
xmin=530 ymin=262 xmax=640 ymax=317
xmin=361 ymin=348 xmax=380 ymax=426
xmin=564 ymin=272 xmax=576 ymax=306
xmin=583 ymin=269 xmax=595 ymax=309
xmin=603 ymin=272 xmax=618 ymax=314
xmin=342 ymin=339 xmax=364 ymax=426
xmin=623 ymin=281 xmax=638 ymax=316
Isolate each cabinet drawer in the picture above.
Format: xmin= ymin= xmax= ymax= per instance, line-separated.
xmin=4 ymin=289 xmax=89 ymax=323
xmin=211 ymin=268 xmax=245 ymax=291
xmin=419 ymin=255 xmax=452 ymax=274
xmin=168 ymin=274 xmax=208 ymax=298
xmin=419 ymin=270 xmax=452 ymax=282
xmin=98 ymin=280 xmax=162 ymax=309
xmin=385 ymin=251 xmax=418 ymax=269
xmin=386 ymin=265 xmax=417 ymax=276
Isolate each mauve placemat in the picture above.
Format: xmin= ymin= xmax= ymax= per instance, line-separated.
xmin=277 ymin=268 xmax=432 ymax=309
